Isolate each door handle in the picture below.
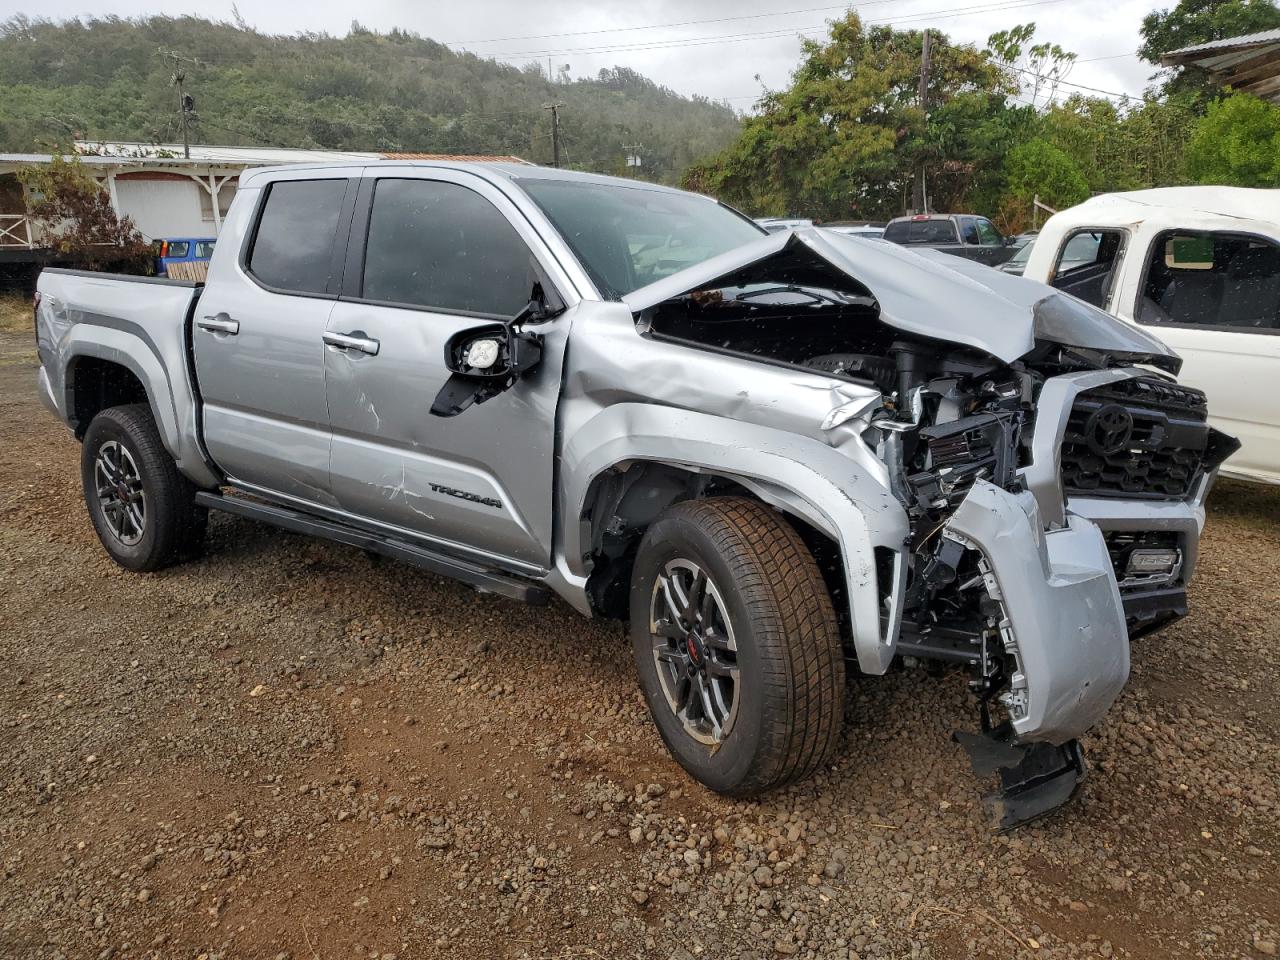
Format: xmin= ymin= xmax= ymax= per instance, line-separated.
xmin=198 ymin=315 xmax=240 ymax=335
xmin=323 ymin=331 xmax=380 ymax=356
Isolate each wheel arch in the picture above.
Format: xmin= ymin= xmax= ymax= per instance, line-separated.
xmin=555 ymin=403 xmax=910 ymax=674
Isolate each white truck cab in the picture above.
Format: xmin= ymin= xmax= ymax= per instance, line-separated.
xmin=1024 ymin=187 xmax=1280 ymax=484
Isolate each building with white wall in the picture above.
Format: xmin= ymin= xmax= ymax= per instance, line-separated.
xmin=0 ymin=142 xmax=528 ymax=261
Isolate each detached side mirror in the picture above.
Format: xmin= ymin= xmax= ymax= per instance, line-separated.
xmin=430 ymin=315 xmax=544 ymax=418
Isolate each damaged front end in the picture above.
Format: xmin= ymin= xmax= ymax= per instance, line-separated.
xmin=871 ymin=353 xmax=1128 ymax=829
xmin=624 ymin=229 xmax=1237 ymax=829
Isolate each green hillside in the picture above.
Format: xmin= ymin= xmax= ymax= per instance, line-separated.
xmin=0 ymin=15 xmax=741 ymax=182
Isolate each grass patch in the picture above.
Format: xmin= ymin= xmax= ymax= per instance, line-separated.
xmin=0 ymin=294 xmax=33 ymax=334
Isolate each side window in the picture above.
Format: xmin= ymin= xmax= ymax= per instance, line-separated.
xmin=165 ymin=241 xmax=190 ymax=258
xmin=247 ymin=179 xmax=348 ymax=295
xmin=1137 ymin=230 xmax=1280 ymax=330
xmin=959 ymin=218 xmax=980 ymax=245
xmin=1051 ymin=229 xmax=1125 ymax=309
xmin=360 ymin=179 xmax=535 ymax=317
xmin=976 ymin=218 xmax=1002 ymax=246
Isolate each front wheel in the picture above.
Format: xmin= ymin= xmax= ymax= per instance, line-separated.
xmin=629 ymin=497 xmax=845 ymax=796
xmin=81 ymin=404 xmax=206 ymax=572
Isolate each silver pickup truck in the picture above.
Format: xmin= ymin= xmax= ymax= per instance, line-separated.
xmin=34 ymin=161 xmax=1237 ymax=827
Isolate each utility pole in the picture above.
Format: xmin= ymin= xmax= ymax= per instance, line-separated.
xmin=912 ymin=28 xmax=932 ymax=215
xmin=543 ymin=102 xmax=564 ymax=168
xmin=168 ymin=52 xmax=192 ymax=159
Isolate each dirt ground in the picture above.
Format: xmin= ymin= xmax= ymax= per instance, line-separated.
xmin=1 ymin=327 xmax=1277 ymax=960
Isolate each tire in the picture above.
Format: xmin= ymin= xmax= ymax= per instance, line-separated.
xmin=629 ymin=497 xmax=845 ymax=796
xmin=81 ymin=404 xmax=206 ymax=572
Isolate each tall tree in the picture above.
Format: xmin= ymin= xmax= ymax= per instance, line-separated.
xmin=683 ymin=14 xmax=1017 ymax=220
xmin=1139 ymin=0 xmax=1280 ymax=99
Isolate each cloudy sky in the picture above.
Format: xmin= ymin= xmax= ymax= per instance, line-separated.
xmin=0 ymin=0 xmax=1171 ymax=107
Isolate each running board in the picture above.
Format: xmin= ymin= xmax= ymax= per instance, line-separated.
xmin=194 ymin=490 xmax=550 ymax=605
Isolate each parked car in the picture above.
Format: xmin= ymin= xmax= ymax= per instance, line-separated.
xmin=883 ymin=213 xmax=1016 ymax=266
xmin=33 ymin=163 xmax=1236 ymax=826
xmin=755 ymin=217 xmax=814 ymax=233
xmin=1022 ymin=187 xmax=1278 ymax=484
xmin=156 ymin=237 xmax=216 ymax=277
xmin=825 ymin=221 xmax=886 ymax=239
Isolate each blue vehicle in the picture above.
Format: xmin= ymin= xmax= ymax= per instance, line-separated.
xmin=156 ymin=238 xmax=216 ymax=277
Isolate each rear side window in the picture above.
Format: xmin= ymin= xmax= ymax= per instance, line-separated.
xmin=883 ymin=219 xmax=958 ymax=244
xmin=248 ymin=179 xmax=348 ymax=295
xmin=360 ymin=179 xmax=533 ymax=317
xmin=164 ymin=241 xmax=189 ymax=258
xmin=1136 ymin=230 xmax=1280 ymax=330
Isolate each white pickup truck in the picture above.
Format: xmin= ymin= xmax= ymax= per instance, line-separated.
xmin=1023 ymin=187 xmax=1280 ymax=484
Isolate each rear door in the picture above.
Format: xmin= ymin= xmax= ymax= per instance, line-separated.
xmin=322 ymin=169 xmax=573 ymax=570
xmin=193 ymin=173 xmax=356 ymax=502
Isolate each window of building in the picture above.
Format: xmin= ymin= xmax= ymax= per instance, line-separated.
xmin=247 ymin=179 xmax=348 ymax=295
xmin=360 ymin=179 xmax=534 ymax=317
xmin=1136 ymin=230 xmax=1280 ymax=330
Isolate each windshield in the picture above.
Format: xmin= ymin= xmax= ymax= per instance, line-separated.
xmin=518 ymin=178 xmax=765 ymax=300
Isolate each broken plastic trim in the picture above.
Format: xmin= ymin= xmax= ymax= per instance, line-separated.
xmin=954 ymin=725 xmax=1087 ymax=831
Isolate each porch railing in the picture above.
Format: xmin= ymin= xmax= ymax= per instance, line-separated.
xmin=0 ymin=214 xmax=34 ymax=248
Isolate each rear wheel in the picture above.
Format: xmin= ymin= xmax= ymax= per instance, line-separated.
xmin=630 ymin=497 xmax=845 ymax=796
xmin=81 ymin=404 xmax=206 ymax=571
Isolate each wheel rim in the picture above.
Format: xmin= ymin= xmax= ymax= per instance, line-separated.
xmin=649 ymin=558 xmax=740 ymax=746
xmin=93 ymin=440 xmax=146 ymax=546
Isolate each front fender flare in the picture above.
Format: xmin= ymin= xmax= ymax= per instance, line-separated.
xmin=557 ymin=402 xmax=909 ymax=674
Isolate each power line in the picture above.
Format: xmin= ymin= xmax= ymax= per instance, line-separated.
xmin=477 ymin=0 xmax=1068 ymax=61
xmin=445 ymin=3 xmax=875 ymax=46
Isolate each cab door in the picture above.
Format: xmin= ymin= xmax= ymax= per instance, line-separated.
xmin=1123 ymin=228 xmax=1280 ymax=483
xmin=322 ymin=170 xmax=573 ymax=571
xmin=193 ymin=174 xmax=356 ymax=503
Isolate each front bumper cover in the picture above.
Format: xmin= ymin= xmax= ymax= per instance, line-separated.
xmin=945 ymin=480 xmax=1131 ymax=745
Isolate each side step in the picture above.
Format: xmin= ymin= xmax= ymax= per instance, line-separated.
xmin=194 ymin=490 xmax=550 ymax=605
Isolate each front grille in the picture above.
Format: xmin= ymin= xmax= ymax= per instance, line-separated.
xmin=1061 ymin=377 xmax=1209 ymax=500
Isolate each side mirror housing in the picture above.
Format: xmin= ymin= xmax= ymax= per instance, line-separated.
xmin=431 ymin=316 xmax=545 ymax=418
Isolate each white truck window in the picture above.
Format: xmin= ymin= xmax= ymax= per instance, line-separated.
xmin=1137 ymin=231 xmax=1280 ymax=330
xmin=1051 ymin=229 xmax=1124 ymax=309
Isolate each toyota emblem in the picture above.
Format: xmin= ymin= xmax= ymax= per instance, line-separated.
xmin=1084 ymin=404 xmax=1134 ymax=457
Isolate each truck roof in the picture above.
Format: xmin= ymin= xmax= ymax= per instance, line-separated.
xmin=238 ymin=159 xmax=690 ymax=196
xmin=1053 ymin=186 xmax=1280 ymax=231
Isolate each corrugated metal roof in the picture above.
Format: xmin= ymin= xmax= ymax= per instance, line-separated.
xmin=381 ymin=152 xmax=531 ymax=163
xmin=1166 ymin=28 xmax=1280 ymax=57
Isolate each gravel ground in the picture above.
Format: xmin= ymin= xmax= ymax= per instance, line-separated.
xmin=1 ymin=328 xmax=1278 ymax=960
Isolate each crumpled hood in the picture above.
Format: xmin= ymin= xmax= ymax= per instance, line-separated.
xmin=623 ymin=228 xmax=1180 ymax=373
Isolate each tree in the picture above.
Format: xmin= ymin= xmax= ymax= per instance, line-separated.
xmin=17 ymin=153 xmax=154 ymax=271
xmin=1140 ymin=0 xmax=1280 ymax=99
xmin=987 ymin=22 xmax=1078 ymax=108
xmin=1001 ymin=138 xmax=1089 ymax=213
xmin=683 ymin=13 xmax=1017 ymax=219
xmin=1184 ymin=90 xmax=1280 ymax=185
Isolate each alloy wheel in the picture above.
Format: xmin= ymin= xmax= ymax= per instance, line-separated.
xmin=93 ymin=440 xmax=146 ymax=546
xmin=649 ymin=558 xmax=740 ymax=745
